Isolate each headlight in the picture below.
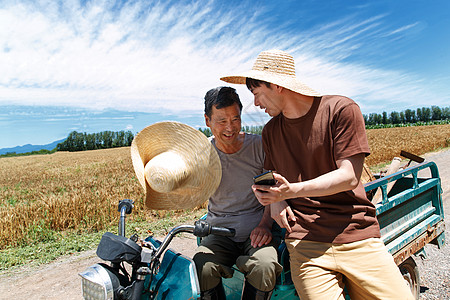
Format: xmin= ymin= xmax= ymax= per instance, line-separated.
xmin=79 ymin=264 xmax=115 ymax=300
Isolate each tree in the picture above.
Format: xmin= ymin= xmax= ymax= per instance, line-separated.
xmin=416 ymin=108 xmax=423 ymax=121
xmin=199 ymin=128 xmax=212 ymax=137
xmin=404 ymin=109 xmax=415 ymax=123
xmin=125 ymin=131 xmax=134 ymax=145
xmin=422 ymin=107 xmax=431 ymax=121
xmin=431 ymin=106 xmax=442 ymax=121
xmin=390 ymin=111 xmax=401 ymax=124
xmin=399 ymin=111 xmax=405 ymax=124
xmin=382 ymin=112 xmax=388 ymax=124
xmin=442 ymin=107 xmax=450 ymax=119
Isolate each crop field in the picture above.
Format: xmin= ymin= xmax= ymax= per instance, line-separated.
xmin=0 ymin=124 xmax=449 ymax=253
xmin=0 ymin=147 xmax=200 ymax=252
xmin=365 ymin=124 xmax=450 ymax=166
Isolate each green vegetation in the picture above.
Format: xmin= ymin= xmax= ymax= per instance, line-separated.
xmin=199 ymin=125 xmax=263 ymax=137
xmin=363 ymin=105 xmax=449 ymax=127
xmin=0 ymin=148 xmax=57 ymax=158
xmin=3 ymin=105 xmax=447 ymax=158
xmin=0 ymin=229 xmax=104 ymax=270
xmin=365 ymin=120 xmax=450 ymax=129
xmin=198 ymin=106 xmax=449 ymax=134
xmin=198 ymin=127 xmax=212 ymax=137
xmin=57 ymin=130 xmax=134 ymax=152
xmin=0 ymin=208 xmax=207 ymax=270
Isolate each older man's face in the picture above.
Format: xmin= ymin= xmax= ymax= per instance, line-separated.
xmin=205 ymin=103 xmax=241 ymax=151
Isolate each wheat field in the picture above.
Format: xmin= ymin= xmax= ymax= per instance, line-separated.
xmin=0 ymin=148 xmax=151 ymax=248
xmin=0 ymin=124 xmax=449 ymax=249
xmin=365 ymin=124 xmax=450 ymax=166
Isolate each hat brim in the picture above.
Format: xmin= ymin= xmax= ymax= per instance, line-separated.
xmin=131 ymin=121 xmax=221 ymax=210
xmin=221 ymin=70 xmax=321 ymax=97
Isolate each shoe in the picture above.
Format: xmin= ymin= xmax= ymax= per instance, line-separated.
xmin=241 ymin=280 xmax=273 ymax=300
xmin=201 ymin=282 xmax=226 ymax=300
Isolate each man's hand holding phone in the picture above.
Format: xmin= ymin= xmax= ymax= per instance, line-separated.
xmin=252 ymin=171 xmax=293 ymax=205
xmin=252 ymin=171 xmax=297 ymax=232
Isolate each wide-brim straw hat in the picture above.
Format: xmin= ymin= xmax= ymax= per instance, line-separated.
xmin=220 ymin=49 xmax=321 ymax=97
xmin=131 ymin=121 xmax=221 ymax=210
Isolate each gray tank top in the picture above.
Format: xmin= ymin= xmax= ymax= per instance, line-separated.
xmin=206 ymin=133 xmax=265 ymax=242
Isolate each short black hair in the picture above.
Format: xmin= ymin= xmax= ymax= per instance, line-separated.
xmin=204 ymin=87 xmax=243 ymax=118
xmin=246 ymin=77 xmax=271 ymax=90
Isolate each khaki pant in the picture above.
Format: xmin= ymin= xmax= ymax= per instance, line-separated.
xmin=286 ymin=238 xmax=414 ymax=300
xmin=193 ymin=234 xmax=282 ymax=291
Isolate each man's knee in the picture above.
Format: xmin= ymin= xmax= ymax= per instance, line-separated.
xmin=237 ymin=254 xmax=282 ymax=291
xmin=247 ymin=261 xmax=281 ymax=291
xmin=193 ymin=251 xmax=221 ymax=278
xmin=193 ymin=252 xmax=234 ymax=291
xmin=250 ymin=258 xmax=280 ymax=276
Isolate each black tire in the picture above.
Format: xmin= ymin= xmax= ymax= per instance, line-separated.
xmin=398 ymin=257 xmax=420 ymax=299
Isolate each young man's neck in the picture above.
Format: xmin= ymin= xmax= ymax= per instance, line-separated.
xmin=282 ymin=91 xmax=315 ymax=119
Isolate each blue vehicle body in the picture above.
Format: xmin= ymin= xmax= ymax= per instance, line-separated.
xmin=367 ymin=161 xmax=445 ymax=264
xmin=142 ymin=238 xmax=201 ymax=300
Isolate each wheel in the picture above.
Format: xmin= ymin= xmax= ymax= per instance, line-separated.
xmin=398 ymin=257 xmax=420 ymax=299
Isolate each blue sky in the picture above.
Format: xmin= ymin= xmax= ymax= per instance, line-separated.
xmin=1 ymin=0 xmax=449 ymax=149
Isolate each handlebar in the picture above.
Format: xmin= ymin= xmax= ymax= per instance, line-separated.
xmin=193 ymin=219 xmax=236 ymax=237
xmin=151 ymin=220 xmax=235 ymax=261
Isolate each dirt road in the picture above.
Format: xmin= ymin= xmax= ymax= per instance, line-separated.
xmin=0 ymin=149 xmax=449 ymax=299
xmin=0 ymin=234 xmax=198 ymax=300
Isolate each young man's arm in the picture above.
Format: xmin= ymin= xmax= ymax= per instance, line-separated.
xmin=253 ymin=153 xmax=365 ymax=230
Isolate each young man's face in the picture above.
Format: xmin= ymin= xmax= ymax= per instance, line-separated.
xmin=205 ymin=103 xmax=242 ymax=149
xmin=250 ymin=83 xmax=282 ymax=117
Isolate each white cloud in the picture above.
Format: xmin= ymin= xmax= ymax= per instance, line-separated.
xmin=0 ymin=0 xmax=447 ymax=118
xmin=384 ymin=22 xmax=420 ymax=37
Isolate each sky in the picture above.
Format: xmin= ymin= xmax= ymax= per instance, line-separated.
xmin=0 ymin=0 xmax=449 ymax=149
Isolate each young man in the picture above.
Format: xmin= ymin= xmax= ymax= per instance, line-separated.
xmin=193 ymin=86 xmax=282 ymax=300
xmin=220 ymin=50 xmax=414 ymax=300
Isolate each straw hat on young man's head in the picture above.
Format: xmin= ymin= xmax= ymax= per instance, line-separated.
xmin=220 ymin=49 xmax=321 ymax=97
xmin=131 ymin=121 xmax=221 ymax=210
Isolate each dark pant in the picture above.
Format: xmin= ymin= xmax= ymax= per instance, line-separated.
xmin=193 ymin=234 xmax=282 ymax=291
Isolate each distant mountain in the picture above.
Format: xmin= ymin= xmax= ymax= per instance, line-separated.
xmin=0 ymin=138 xmax=66 ymax=155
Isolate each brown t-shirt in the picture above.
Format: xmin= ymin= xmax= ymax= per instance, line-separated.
xmin=263 ymin=95 xmax=380 ymax=243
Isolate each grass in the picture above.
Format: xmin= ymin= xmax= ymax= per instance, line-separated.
xmin=0 ymin=229 xmax=104 ymax=270
xmin=0 ymin=209 xmax=207 ymax=271
xmin=0 ymin=124 xmax=449 ymax=270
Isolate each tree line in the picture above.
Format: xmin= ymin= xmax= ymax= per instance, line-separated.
xmin=57 ymin=130 xmax=134 ymax=152
xmin=198 ymin=125 xmax=263 ymax=137
xmin=198 ymin=105 xmax=450 ymax=135
xmin=0 ymin=148 xmax=57 ymax=158
xmin=3 ymin=105 xmax=447 ymax=158
xmin=363 ymin=106 xmax=449 ymax=127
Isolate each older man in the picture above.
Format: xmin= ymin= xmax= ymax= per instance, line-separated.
xmin=193 ymin=86 xmax=281 ymax=300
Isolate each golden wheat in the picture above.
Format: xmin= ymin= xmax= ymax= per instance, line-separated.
xmin=0 ymin=147 xmax=191 ymax=248
xmin=365 ymin=124 xmax=450 ymax=166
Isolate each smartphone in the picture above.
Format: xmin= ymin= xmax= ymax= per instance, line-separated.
xmin=253 ymin=171 xmax=276 ymax=186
